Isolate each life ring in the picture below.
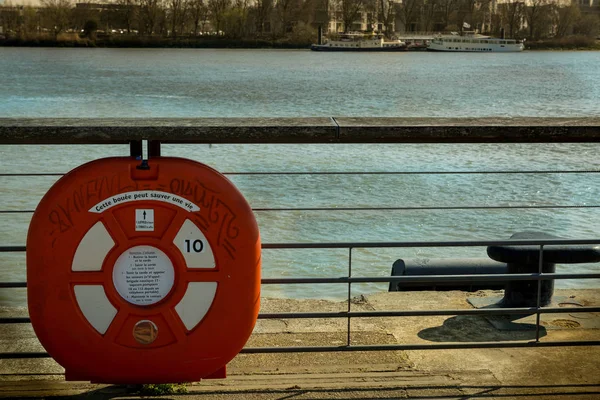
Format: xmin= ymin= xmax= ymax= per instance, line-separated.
xmin=27 ymin=156 xmax=261 ymax=383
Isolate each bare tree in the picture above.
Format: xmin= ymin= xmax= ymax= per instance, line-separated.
xmin=554 ymin=3 xmax=579 ymax=38
xmin=40 ymin=0 xmax=72 ymax=38
xmin=338 ymin=0 xmax=363 ymax=32
xmin=524 ymin=0 xmax=549 ymax=39
xmin=233 ymin=0 xmax=251 ymax=37
xmin=189 ymin=0 xmax=209 ymax=34
xmin=456 ymin=0 xmax=476 ymax=32
xmin=71 ymin=2 xmax=97 ymax=33
xmin=421 ymin=0 xmax=439 ymax=31
xmin=437 ymin=0 xmax=456 ymax=30
xmin=0 ymin=3 xmax=23 ymax=35
xmin=275 ymin=0 xmax=300 ymax=35
xmin=208 ymin=0 xmax=231 ymax=32
xmin=139 ymin=0 xmax=163 ymax=33
xmin=574 ymin=14 xmax=600 ymax=38
xmin=115 ymin=0 xmax=138 ymax=33
xmin=170 ymin=0 xmax=181 ymax=35
xmin=474 ymin=0 xmax=492 ymax=32
xmin=255 ymin=0 xmax=273 ymax=34
xmin=397 ymin=0 xmax=421 ymax=32
xmin=297 ymin=0 xmax=320 ymax=26
xmin=169 ymin=0 xmax=189 ymax=35
xmin=157 ymin=5 xmax=168 ymax=34
xmin=498 ymin=0 xmax=523 ymax=38
xmin=377 ymin=0 xmax=394 ymax=34
xmin=23 ymin=6 xmax=41 ymax=34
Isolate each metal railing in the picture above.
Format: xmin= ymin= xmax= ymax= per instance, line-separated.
xmin=1 ymin=118 xmax=600 ymax=360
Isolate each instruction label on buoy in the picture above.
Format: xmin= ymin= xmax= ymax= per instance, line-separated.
xmin=135 ymin=209 xmax=154 ymax=231
xmin=112 ymin=245 xmax=175 ymax=306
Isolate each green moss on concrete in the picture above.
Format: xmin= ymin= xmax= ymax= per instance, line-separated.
xmin=138 ymin=383 xmax=188 ymax=395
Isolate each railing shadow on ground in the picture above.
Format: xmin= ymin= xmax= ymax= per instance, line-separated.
xmin=17 ymin=383 xmax=600 ymax=400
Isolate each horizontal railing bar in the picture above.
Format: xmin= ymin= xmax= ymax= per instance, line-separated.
xmin=3 ymin=238 xmax=600 ymax=253
xmin=0 ymin=317 xmax=30 ymax=323
xmin=219 ymin=170 xmax=600 ymax=175
xmin=239 ymin=341 xmax=600 ymax=353
xmin=0 ymin=246 xmax=26 ymax=252
xmin=261 ymin=239 xmax=600 ymax=248
xmin=2 ymin=340 xmax=600 ymax=359
xmin=259 ymin=306 xmax=600 ymax=318
xmin=0 ymin=173 xmax=64 ymax=177
xmin=3 ymin=170 xmax=600 ymax=177
xmin=262 ymin=273 xmax=600 ymax=284
xmin=252 ymin=205 xmax=600 ymax=211
xmin=2 ymin=117 xmax=600 ymax=144
xmin=4 ymin=306 xmax=600 ymax=325
xmin=230 ymin=170 xmax=600 ymax=175
xmin=4 ymin=204 xmax=600 ymax=214
xmin=0 ymin=353 xmax=49 ymax=359
xmin=0 ymin=282 xmax=26 ymax=288
xmin=2 ymin=272 xmax=599 ymax=289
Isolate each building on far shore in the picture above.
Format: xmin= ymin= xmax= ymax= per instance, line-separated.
xmin=320 ymin=0 xmax=600 ymax=39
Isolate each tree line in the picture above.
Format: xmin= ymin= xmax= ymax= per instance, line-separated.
xmin=0 ymin=0 xmax=599 ymax=43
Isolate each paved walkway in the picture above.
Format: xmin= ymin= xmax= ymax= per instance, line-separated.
xmin=1 ymin=290 xmax=599 ymax=399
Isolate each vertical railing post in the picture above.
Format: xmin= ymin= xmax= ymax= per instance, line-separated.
xmin=130 ymin=140 xmax=142 ymax=158
xmin=535 ymin=244 xmax=544 ymax=342
xmin=149 ymin=141 xmax=162 ymax=157
xmin=347 ymin=247 xmax=352 ymax=347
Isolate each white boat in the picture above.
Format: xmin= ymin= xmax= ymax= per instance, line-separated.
xmin=427 ymin=32 xmax=524 ymax=52
xmin=311 ymin=33 xmax=406 ymax=52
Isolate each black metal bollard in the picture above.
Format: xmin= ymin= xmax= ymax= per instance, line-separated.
xmin=487 ymin=232 xmax=600 ymax=307
xmin=389 ymin=258 xmax=507 ymax=292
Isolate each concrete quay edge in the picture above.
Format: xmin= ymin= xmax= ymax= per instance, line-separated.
xmin=1 ymin=117 xmax=600 ymax=144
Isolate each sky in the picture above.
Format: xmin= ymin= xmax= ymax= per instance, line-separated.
xmin=0 ymin=0 xmax=42 ymax=5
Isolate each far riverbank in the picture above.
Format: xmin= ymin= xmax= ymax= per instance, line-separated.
xmin=1 ymin=34 xmax=599 ymax=50
xmin=525 ymin=36 xmax=600 ymax=50
xmin=0 ymin=34 xmax=312 ymax=49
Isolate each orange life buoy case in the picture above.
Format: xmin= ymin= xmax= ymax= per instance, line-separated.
xmin=27 ymin=157 xmax=261 ymax=384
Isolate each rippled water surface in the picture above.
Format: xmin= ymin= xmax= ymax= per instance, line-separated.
xmin=1 ymin=48 xmax=600 ymax=307
xmin=1 ymin=48 xmax=600 ymax=117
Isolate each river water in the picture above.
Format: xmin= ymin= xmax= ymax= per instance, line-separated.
xmin=1 ymin=48 xmax=600 ymax=307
